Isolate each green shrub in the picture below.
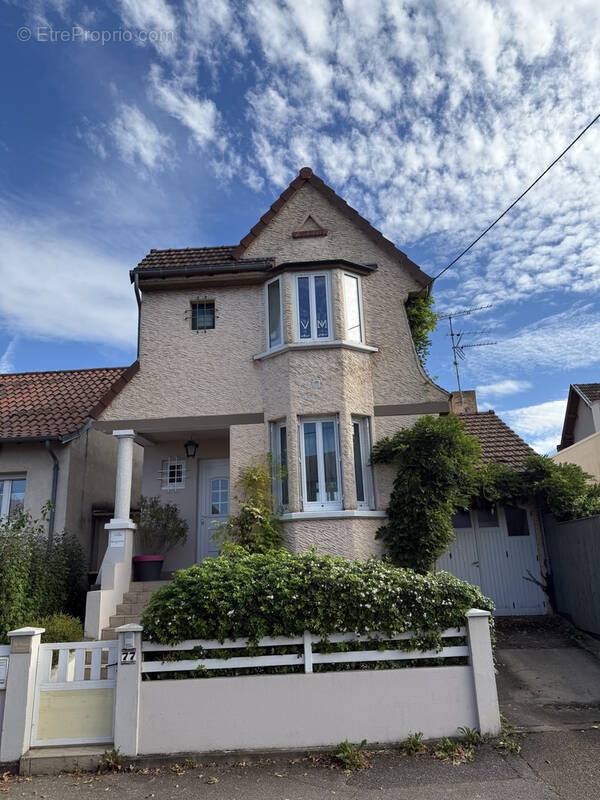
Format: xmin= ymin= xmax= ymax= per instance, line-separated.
xmin=372 ymin=415 xmax=481 ymax=572
xmin=136 ymin=496 xmax=188 ymax=554
xmin=334 ymin=739 xmax=369 ymax=770
xmin=215 ymin=459 xmax=283 ymax=553
xmin=406 ymin=295 xmax=438 ymax=368
xmin=0 ymin=508 xmax=85 ymax=642
xmin=31 ymin=613 xmax=84 ymax=643
xmin=141 ymin=547 xmax=493 ymax=647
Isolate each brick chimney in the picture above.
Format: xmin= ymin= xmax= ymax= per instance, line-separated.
xmin=449 ymin=390 xmax=478 ymax=415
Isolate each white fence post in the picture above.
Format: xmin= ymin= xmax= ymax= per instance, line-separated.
xmin=114 ymin=624 xmax=143 ymax=757
xmin=0 ymin=627 xmax=45 ymax=763
xmin=466 ymin=609 xmax=501 ymax=735
xmin=303 ymin=631 xmax=313 ymax=673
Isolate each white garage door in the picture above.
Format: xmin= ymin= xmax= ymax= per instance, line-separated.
xmin=436 ymin=505 xmax=546 ymax=616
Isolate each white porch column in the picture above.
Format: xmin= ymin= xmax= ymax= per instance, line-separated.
xmin=84 ymin=430 xmax=138 ymax=639
xmin=466 ymin=609 xmax=501 ymax=735
xmin=113 ymin=429 xmax=136 ymax=523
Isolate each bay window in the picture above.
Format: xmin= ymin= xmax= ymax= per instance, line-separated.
xmin=299 ymin=417 xmax=342 ymax=510
xmin=265 ymin=277 xmax=283 ymax=349
xmin=270 ymin=421 xmax=288 ymax=509
xmin=343 ymin=273 xmax=364 ymax=343
xmin=0 ymin=476 xmax=26 ymax=519
xmin=352 ymin=417 xmax=374 ymax=508
xmin=295 ymin=274 xmax=332 ymax=342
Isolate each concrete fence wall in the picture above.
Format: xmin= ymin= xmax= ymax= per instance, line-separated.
xmin=0 ymin=611 xmax=500 ymax=765
xmin=544 ymin=513 xmax=600 ymax=635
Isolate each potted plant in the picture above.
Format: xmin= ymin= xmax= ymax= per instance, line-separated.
xmin=132 ymin=496 xmax=188 ymax=582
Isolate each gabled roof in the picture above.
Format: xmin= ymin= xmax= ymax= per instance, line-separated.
xmin=558 ymin=382 xmax=600 ymax=450
xmin=0 ymin=363 xmax=139 ymax=442
xmin=458 ymin=411 xmax=536 ymax=470
xmin=132 ymin=167 xmax=430 ymax=287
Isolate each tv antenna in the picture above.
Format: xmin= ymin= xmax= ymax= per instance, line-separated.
xmin=437 ymin=305 xmax=497 ymax=394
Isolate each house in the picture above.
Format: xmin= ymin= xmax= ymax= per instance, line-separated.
xmin=438 ymin=391 xmax=548 ymax=616
xmin=0 ymin=366 xmax=142 ymax=567
xmin=85 ymin=167 xmax=546 ymax=637
xmin=553 ymin=383 xmax=600 ymax=480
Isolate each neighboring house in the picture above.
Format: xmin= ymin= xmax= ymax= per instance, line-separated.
xmin=0 ymin=366 xmax=142 ymax=566
xmin=437 ymin=391 xmax=548 ymax=616
xmin=553 ymin=383 xmax=600 ymax=480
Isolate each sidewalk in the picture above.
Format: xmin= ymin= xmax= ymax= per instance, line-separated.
xmin=3 ymin=730 xmax=600 ymax=800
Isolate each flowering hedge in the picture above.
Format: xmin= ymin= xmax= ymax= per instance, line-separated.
xmin=141 ymin=547 xmax=493 ymax=650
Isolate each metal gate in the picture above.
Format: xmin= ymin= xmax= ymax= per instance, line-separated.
xmin=31 ymin=640 xmax=117 ymax=747
xmin=437 ymin=506 xmax=546 ymax=615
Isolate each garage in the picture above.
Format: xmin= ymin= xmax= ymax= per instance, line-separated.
xmin=437 ymin=504 xmax=547 ymax=616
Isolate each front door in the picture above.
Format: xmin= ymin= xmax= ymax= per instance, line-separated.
xmin=197 ymin=459 xmax=230 ymax=561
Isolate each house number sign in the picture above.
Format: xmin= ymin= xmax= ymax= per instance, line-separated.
xmin=120 ymin=648 xmax=136 ymax=665
xmin=0 ymin=656 xmax=8 ymax=689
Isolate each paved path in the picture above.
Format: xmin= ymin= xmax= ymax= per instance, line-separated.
xmin=3 ymin=732 xmax=600 ymax=799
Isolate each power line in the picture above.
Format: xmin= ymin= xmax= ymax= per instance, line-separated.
xmin=426 ymin=110 xmax=600 ymax=289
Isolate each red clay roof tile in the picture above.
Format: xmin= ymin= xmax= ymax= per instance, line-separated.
xmin=458 ymin=410 xmax=535 ymax=469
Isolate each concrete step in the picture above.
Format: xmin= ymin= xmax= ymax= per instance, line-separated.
xmin=108 ymin=613 xmax=142 ymax=628
xmin=101 ymin=628 xmax=117 ymax=640
xmin=20 ymin=745 xmax=108 ymax=776
xmin=116 ymin=602 xmax=149 ymax=615
xmin=130 ymin=580 xmax=170 ymax=592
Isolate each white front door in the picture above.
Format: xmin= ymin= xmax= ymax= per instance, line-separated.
xmin=197 ymin=459 xmax=230 ymax=561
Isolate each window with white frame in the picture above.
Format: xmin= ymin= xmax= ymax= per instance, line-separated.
xmin=294 ymin=273 xmax=332 ymax=342
xmin=0 ymin=476 xmax=26 ymax=519
xmin=160 ymin=459 xmax=186 ymax=490
xmin=343 ymin=273 xmax=364 ymax=343
xmin=270 ymin=421 xmax=288 ymax=509
xmin=299 ymin=417 xmax=342 ymax=510
xmin=265 ymin=277 xmax=283 ymax=349
xmin=352 ymin=417 xmax=374 ymax=508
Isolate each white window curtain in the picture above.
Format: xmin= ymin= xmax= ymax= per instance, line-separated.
xmin=298 ymin=417 xmax=342 ymax=510
xmin=352 ymin=417 xmax=374 ymax=509
xmin=266 ymin=278 xmax=283 ymax=349
xmin=295 ymin=274 xmax=332 ymax=342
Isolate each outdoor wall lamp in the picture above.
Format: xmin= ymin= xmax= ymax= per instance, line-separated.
xmin=184 ymin=439 xmax=198 ymax=458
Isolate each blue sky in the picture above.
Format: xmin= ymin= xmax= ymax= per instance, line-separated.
xmin=1 ymin=1 xmax=600 ymax=453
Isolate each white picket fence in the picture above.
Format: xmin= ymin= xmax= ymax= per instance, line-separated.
xmin=141 ymin=627 xmax=468 ymax=675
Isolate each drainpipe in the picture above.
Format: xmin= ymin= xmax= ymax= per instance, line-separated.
xmin=45 ymin=439 xmax=59 ymax=549
xmin=133 ymin=270 xmax=142 ymax=359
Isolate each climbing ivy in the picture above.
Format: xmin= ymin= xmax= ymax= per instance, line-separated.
xmin=405 ymin=294 xmax=438 ymax=368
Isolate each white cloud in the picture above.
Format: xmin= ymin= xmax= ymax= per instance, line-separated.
xmin=501 ymin=398 xmax=567 ymax=454
xmin=110 ymin=105 xmax=173 ymax=171
xmin=117 ymin=0 xmax=177 ymax=57
xmin=0 ymin=338 xmax=17 ymax=373
xmin=476 ymin=379 xmax=532 ymax=397
xmin=149 ymin=66 xmax=219 ymax=149
xmin=0 ymin=215 xmax=137 ymax=349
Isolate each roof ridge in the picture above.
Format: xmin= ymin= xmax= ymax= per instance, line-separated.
xmin=0 ymin=366 xmax=127 ymax=379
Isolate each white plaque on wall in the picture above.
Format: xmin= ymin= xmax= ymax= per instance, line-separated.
xmin=109 ymin=530 xmax=126 ymax=547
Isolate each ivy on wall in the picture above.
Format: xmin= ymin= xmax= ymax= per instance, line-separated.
xmin=373 ymin=414 xmax=600 ymax=573
xmin=405 ymin=294 xmax=438 ymax=368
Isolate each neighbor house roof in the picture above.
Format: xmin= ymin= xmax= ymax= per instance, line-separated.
xmin=458 ymin=411 xmax=535 ymax=470
xmin=132 ymin=167 xmax=430 ymax=287
xmin=558 ymin=382 xmax=600 ymax=450
xmin=0 ymin=363 xmax=139 ymax=442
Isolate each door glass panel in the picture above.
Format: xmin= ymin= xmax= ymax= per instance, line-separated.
xmin=279 ymin=425 xmax=288 ymax=506
xmin=297 ymin=277 xmax=311 ymax=339
xmin=314 ymin=276 xmax=329 ymax=338
xmin=303 ymin=423 xmax=318 ymax=501
xmin=210 ymin=478 xmax=229 ymax=515
xmin=267 ymin=280 xmax=282 ymax=347
xmin=452 ymin=510 xmax=472 ymax=528
xmin=353 ymin=422 xmax=365 ymax=502
xmin=344 ymin=274 xmax=362 ymax=341
xmin=9 ymin=479 xmax=25 ymax=517
xmin=321 ymin=421 xmax=339 ymax=502
xmin=477 ymin=504 xmax=499 ymax=527
xmin=505 ymin=506 xmax=529 ymax=536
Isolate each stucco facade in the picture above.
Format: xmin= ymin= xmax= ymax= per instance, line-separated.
xmin=97 ymin=177 xmax=448 ymax=568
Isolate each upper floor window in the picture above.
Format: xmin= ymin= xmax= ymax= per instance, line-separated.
xmin=191 ymin=300 xmax=215 ymax=331
xmin=0 ymin=476 xmax=26 ymax=519
xmin=295 ymin=274 xmax=332 ymax=342
xmin=343 ymin=273 xmax=364 ymax=343
xmin=266 ymin=278 xmax=282 ymax=349
xmin=299 ymin=416 xmax=342 ymax=510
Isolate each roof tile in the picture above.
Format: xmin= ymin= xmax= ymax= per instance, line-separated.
xmin=458 ymin=410 xmax=535 ymax=469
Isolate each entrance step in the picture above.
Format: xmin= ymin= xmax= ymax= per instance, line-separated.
xmin=20 ymin=745 xmax=108 ymax=776
xmin=101 ymin=579 xmax=171 ymax=641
